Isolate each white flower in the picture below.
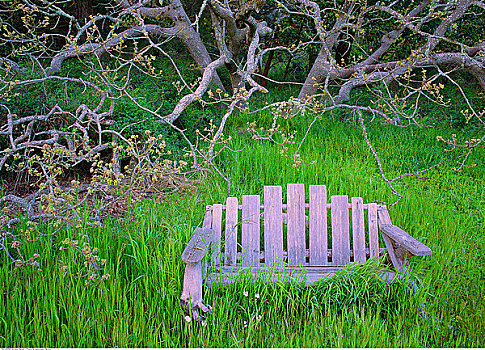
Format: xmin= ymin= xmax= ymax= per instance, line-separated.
xmin=255 ymin=293 xmax=260 ymax=299
xmin=243 ymin=321 xmax=248 ymax=328
xmin=243 ymin=291 xmax=249 ymax=297
xmin=184 ymin=315 xmax=191 ymax=323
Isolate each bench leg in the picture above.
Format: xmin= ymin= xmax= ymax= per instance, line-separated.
xmin=180 ymin=261 xmax=212 ymax=321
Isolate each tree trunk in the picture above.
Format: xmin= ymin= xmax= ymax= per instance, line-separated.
xmin=70 ymin=0 xmax=94 ymax=21
xmin=176 ymin=26 xmax=226 ymax=92
xmin=226 ymin=61 xmax=248 ymax=109
xmin=169 ymin=0 xmax=226 ymax=92
xmin=298 ymin=47 xmax=334 ymax=101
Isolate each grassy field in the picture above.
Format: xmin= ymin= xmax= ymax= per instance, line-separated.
xmin=1 ymin=112 xmax=484 ymax=347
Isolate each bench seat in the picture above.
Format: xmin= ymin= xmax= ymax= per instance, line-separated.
xmin=179 ymin=184 xmax=432 ymax=320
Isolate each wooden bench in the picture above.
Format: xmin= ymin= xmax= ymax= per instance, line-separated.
xmin=180 ymin=184 xmax=432 ymax=319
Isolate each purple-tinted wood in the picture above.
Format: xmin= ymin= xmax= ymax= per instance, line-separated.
xmin=264 ymin=186 xmax=283 ymax=265
xmin=331 ymin=195 xmax=350 ymax=266
xmin=241 ymin=195 xmax=260 ymax=267
xmin=211 ymin=204 xmax=223 ymax=264
xmin=309 ymin=185 xmax=327 ymax=265
xmin=287 ymin=184 xmax=306 ymax=266
xmin=224 ymin=197 xmax=238 ymax=265
xmin=351 ymin=197 xmax=366 ymax=263
xmin=368 ymin=203 xmax=379 ymax=257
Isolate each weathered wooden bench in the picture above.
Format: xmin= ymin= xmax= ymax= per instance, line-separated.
xmin=180 ymin=184 xmax=432 ymax=319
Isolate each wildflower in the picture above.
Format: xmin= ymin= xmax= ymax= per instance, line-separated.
xmin=201 ymin=320 xmax=207 ymax=327
xmin=255 ymin=293 xmax=260 ymax=299
xmin=11 ymin=240 xmax=21 ymax=249
xmin=184 ymin=315 xmax=191 ymax=323
xmin=243 ymin=291 xmax=249 ymax=297
xmin=243 ymin=320 xmax=248 ymax=328
xmin=101 ymin=273 xmax=110 ymax=281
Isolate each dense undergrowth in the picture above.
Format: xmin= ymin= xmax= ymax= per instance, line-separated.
xmin=2 ymin=116 xmax=484 ymax=346
xmin=1 ymin=53 xmax=485 ymax=347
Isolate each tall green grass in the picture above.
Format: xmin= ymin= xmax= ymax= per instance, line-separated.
xmin=1 ymin=116 xmax=484 ymax=347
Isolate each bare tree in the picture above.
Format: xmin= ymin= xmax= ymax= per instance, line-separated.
xmin=293 ymin=0 xmax=485 ymax=103
xmin=0 ymin=0 xmax=276 ymax=264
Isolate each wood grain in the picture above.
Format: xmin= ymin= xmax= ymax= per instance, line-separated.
xmin=206 ymin=266 xmax=396 ymax=286
xmin=287 ymin=184 xmax=306 ymax=266
xmin=211 ymin=204 xmax=223 ymax=264
xmin=235 ymin=247 xmax=386 ymax=262
xmin=181 ymin=228 xmax=211 ymax=263
xmin=351 ymin=197 xmax=366 ymax=263
xmin=380 ymin=224 xmax=432 ymax=256
xmin=224 ymin=197 xmax=239 ymax=266
xmin=309 ymin=185 xmax=328 ymax=265
xmin=331 ymin=195 xmax=350 ymax=266
xmin=264 ymin=186 xmax=283 ymax=265
xmin=201 ymin=209 xmax=212 ymax=276
xmin=241 ymin=195 xmax=260 ymax=267
xmin=368 ymin=203 xmax=379 ymax=257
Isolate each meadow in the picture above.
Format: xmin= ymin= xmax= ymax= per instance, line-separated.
xmin=1 ymin=108 xmax=484 ymax=346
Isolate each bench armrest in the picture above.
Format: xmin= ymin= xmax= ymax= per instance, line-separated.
xmin=180 ymin=226 xmax=213 ymax=320
xmin=380 ymin=224 xmax=432 ymax=256
xmin=181 ymin=227 xmax=212 ymax=263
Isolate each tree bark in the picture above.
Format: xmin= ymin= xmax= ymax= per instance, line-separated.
xmin=167 ymin=0 xmax=225 ymax=91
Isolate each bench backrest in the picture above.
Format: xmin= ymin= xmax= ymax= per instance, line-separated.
xmin=205 ymin=184 xmax=380 ymax=267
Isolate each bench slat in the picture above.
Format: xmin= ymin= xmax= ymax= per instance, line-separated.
xmin=207 ymin=203 xmax=371 ymax=210
xmin=287 ymin=184 xmax=306 ymax=266
xmin=224 ymin=197 xmax=239 ymax=265
xmin=241 ymin=195 xmax=260 ymax=267
xmin=206 ymin=266 xmax=396 ymax=286
xmin=201 ymin=209 xmax=212 ymax=275
xmin=211 ymin=204 xmax=223 ymax=264
xmin=203 ymin=207 xmax=212 ymax=229
xmin=234 ymin=247 xmax=386 ymax=262
xmin=368 ymin=203 xmax=379 ymax=257
xmin=264 ymin=186 xmax=284 ymax=265
xmin=331 ymin=195 xmax=350 ymax=265
xmin=206 ymin=266 xmax=342 ymax=286
xmin=351 ymin=197 xmax=366 ymax=263
xmin=309 ymin=185 xmax=328 ymax=265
